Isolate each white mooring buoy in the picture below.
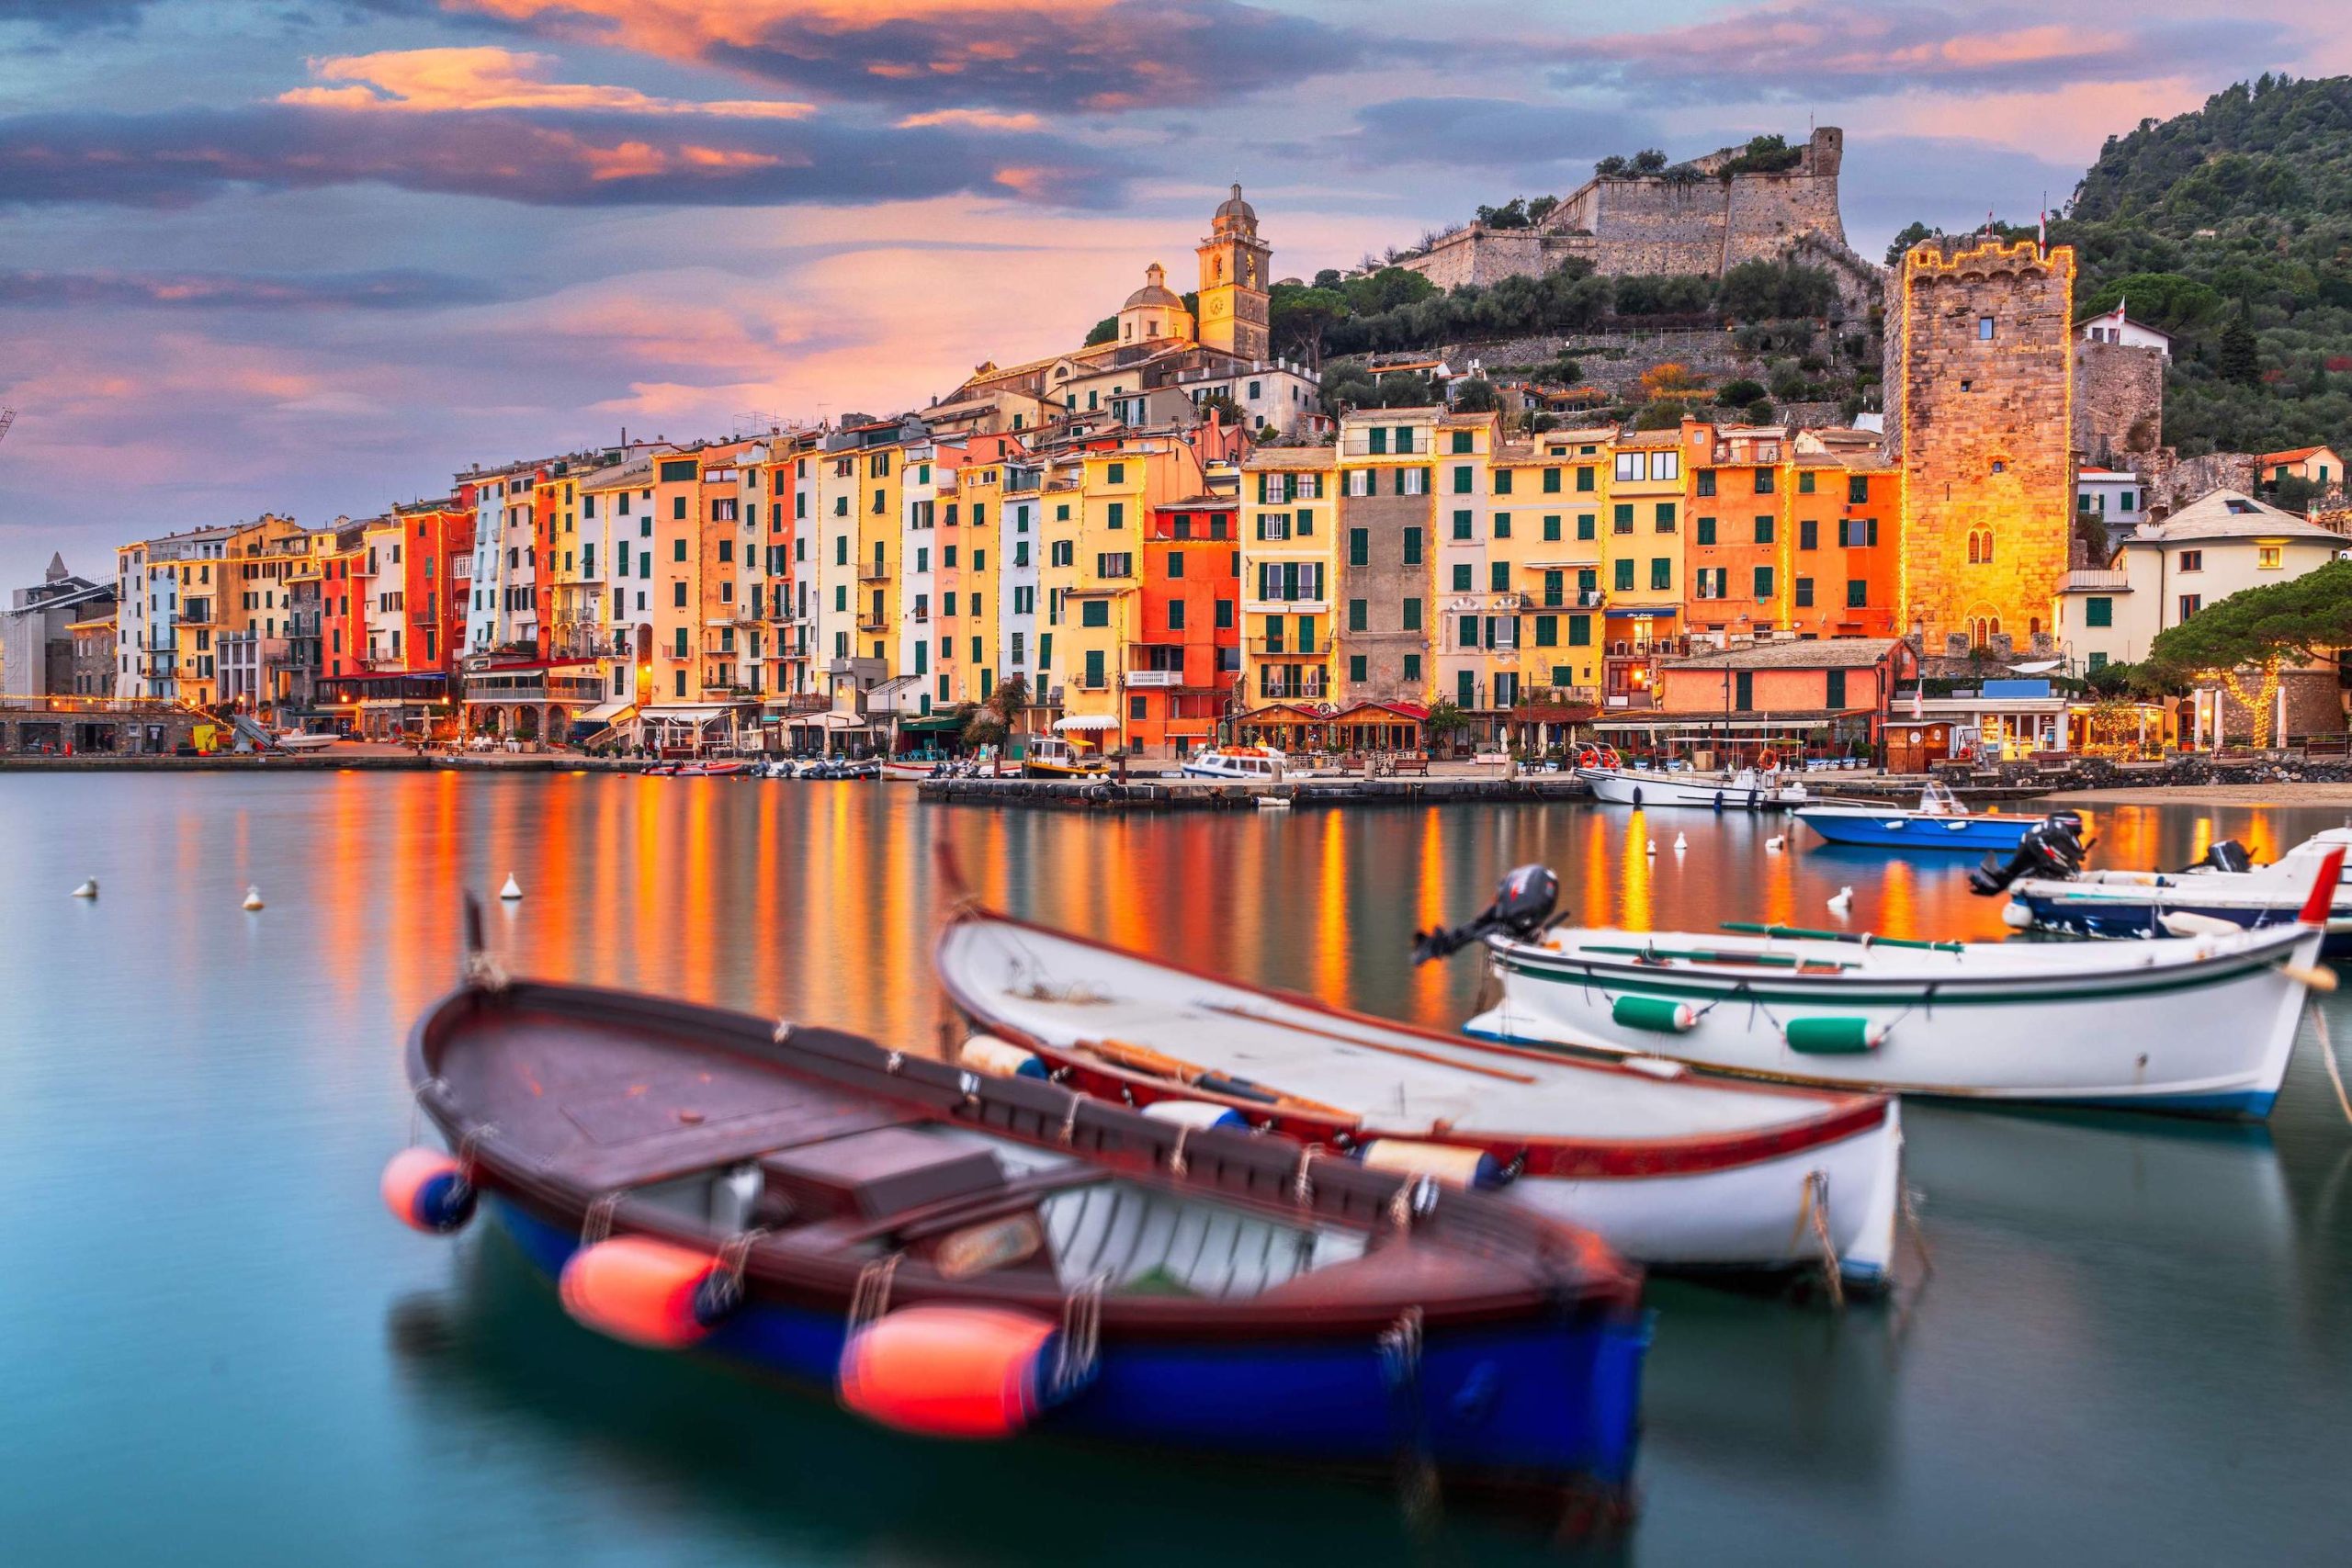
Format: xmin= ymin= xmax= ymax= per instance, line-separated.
xmin=1765 ymin=836 xmax=1786 ymax=852
xmin=1827 ymin=886 xmax=1854 ymax=914
xmin=500 ymin=874 xmax=524 ymax=901
xmin=1672 ymin=832 xmax=1688 ymax=852
xmin=70 ymin=877 xmax=97 ymax=899
xmin=242 ymin=886 xmax=266 ymax=912
xmin=1645 ymin=838 xmax=1657 ymax=856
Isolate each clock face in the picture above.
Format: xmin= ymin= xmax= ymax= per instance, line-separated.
xmin=1204 ymin=295 xmax=1226 ymax=316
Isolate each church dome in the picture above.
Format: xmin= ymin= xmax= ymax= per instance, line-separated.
xmin=1212 ymin=183 xmax=1257 ymax=232
xmin=1123 ymin=262 xmax=1183 ymax=310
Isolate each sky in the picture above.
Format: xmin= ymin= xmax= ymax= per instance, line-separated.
xmin=1 ymin=0 xmax=2342 ymax=590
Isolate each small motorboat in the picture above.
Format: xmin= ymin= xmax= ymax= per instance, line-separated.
xmin=1796 ymin=781 xmax=2038 ymax=852
xmin=274 ymin=730 xmax=340 ymax=753
xmin=880 ymin=757 xmax=945 ymax=782
xmin=1573 ymin=745 xmax=1808 ymax=811
xmin=1436 ymin=853 xmax=2342 ymax=1119
xmin=1022 ymin=737 xmax=1108 ymax=779
xmin=1182 ymin=745 xmax=1288 ymax=781
xmin=382 ymin=913 xmax=1646 ymax=1516
xmin=1981 ymin=824 xmax=2352 ymax=955
xmin=936 ymin=897 xmax=1905 ymax=1290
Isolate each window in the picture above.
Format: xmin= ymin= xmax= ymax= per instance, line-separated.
xmin=1848 ymin=476 xmax=1869 ymax=504
xmin=1799 ymin=518 xmax=1817 ymax=551
xmin=1612 ymin=504 xmax=1634 ymax=535
xmin=1084 ymin=649 xmax=1104 ymax=687
xmin=1452 ymin=465 xmax=1474 ymax=493
xmin=2257 ymin=546 xmax=2283 ymax=570
xmin=1977 ymin=315 xmax=1996 ymax=340
xmin=1459 ymin=615 xmax=1479 ymax=649
xmin=673 ymin=538 xmax=687 ymax=562
xmin=1368 ymin=426 xmax=1387 ymax=456
xmin=1457 ymin=670 xmax=1476 ymax=706
xmin=2085 ymin=596 xmax=2113 ymax=627
xmin=1569 ymin=615 xmax=1591 ymax=647
xmin=1215 ymin=598 xmax=1232 ymax=628
xmin=1613 ymin=452 xmax=1641 ymax=483
xmin=1613 ymin=559 xmax=1634 ymax=592
xmin=1398 ymin=468 xmax=1426 ymax=497
xmin=1452 ymin=564 xmax=1473 ymax=592
xmin=1094 ymin=553 xmax=1132 ymax=578
xmin=1847 ymin=579 xmax=1867 ymax=608
xmin=1452 ymin=509 xmax=1473 ymax=540
xmin=1450 ymin=431 xmax=1472 ymax=455
xmin=1080 ymin=600 xmax=1109 ymax=627
xmin=1655 ymin=502 xmax=1677 ymax=533
xmin=1349 ymin=529 xmax=1369 ymax=566
xmin=1402 ymin=598 xmax=1422 ymax=632
xmin=1696 ymin=470 xmax=1717 ymax=497
xmin=1534 ymin=615 xmax=1557 ymax=647
xmin=1754 ymin=468 xmax=1775 ymax=495
xmin=1168 ymin=601 xmax=1186 ymax=631
xmin=2178 ymin=593 xmax=2202 ymax=621
xmin=1543 ymin=468 xmax=1561 ymax=494
xmin=1798 ymin=471 xmax=1815 ymax=495
xmin=1107 ymin=502 xmax=1125 ymax=529
xmin=1403 ymin=653 xmax=1421 ymax=682
xmin=2087 ymin=651 xmax=2109 ymax=671
xmin=1543 ymin=514 xmax=1562 ymax=542
xmin=1350 ymin=655 xmax=1367 ymax=682
xmin=1795 ymin=576 xmax=1815 ymax=608
xmin=1754 ymin=515 xmax=1774 ymax=545
xmin=1402 ymin=527 xmax=1422 ymax=565
xmin=1577 ymin=513 xmax=1596 ymax=541
xmin=1826 ymin=670 xmax=1847 ymax=708
xmin=1495 ymin=470 xmax=1513 ymax=496
xmin=1650 ymin=451 xmax=1679 ymax=482
xmin=673 ymin=581 xmax=687 ymax=607
xmin=1577 ymin=466 xmax=1595 ymax=492
xmin=1734 ymin=671 xmax=1753 ymax=710
xmin=1493 ymin=513 xmax=1510 ymax=539
xmin=1649 ymin=558 xmax=1670 ymax=592
xmin=1167 ymin=552 xmax=1184 ymax=579
xmin=2178 ymin=549 xmax=2202 ymax=573
xmin=1752 ymin=566 xmax=1774 ymax=599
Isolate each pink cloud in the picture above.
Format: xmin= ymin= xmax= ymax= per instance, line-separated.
xmin=896 ymin=108 xmax=1044 ymax=131
xmin=278 ymin=47 xmax=815 ymax=118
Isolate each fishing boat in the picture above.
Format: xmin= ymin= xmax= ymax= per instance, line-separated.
xmin=380 ymin=916 xmax=1646 ymax=1516
xmin=1795 ymin=781 xmax=2039 ymax=852
xmin=1182 ymin=745 xmax=1289 ymax=781
xmin=935 ymin=901 xmax=1905 ymax=1291
xmin=1433 ymin=855 xmax=2340 ymax=1119
xmin=1984 ymin=825 xmax=2352 ymax=955
xmin=1023 ymin=736 xmax=1108 ymax=779
xmin=882 ymin=750 xmax=955 ymax=782
xmin=1572 ymin=744 xmax=1808 ymax=811
xmin=273 ymin=729 xmax=340 ymax=753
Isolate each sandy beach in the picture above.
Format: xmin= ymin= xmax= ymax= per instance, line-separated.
xmin=2038 ymin=782 xmax=2352 ymax=807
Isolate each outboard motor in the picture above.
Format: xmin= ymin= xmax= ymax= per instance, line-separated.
xmin=2178 ymin=839 xmax=2254 ymax=875
xmin=1969 ymin=811 xmax=2089 ymax=896
xmin=1412 ymin=864 xmax=1558 ymax=964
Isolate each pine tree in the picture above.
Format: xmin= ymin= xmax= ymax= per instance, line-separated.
xmin=2219 ymin=306 xmax=2260 ymax=386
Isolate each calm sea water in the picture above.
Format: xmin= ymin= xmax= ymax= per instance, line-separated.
xmin=3 ymin=773 xmax=2349 ymax=1565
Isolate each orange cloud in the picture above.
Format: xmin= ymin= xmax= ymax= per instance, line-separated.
xmin=898 ymin=108 xmax=1043 ymax=130
xmin=278 ymin=47 xmax=815 ymax=118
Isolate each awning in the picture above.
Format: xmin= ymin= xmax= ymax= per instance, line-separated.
xmin=901 ymin=713 xmax=968 ymax=733
xmin=1056 ymin=716 xmax=1121 ymax=732
xmin=578 ymin=698 xmax=634 ymax=724
xmin=790 ymin=711 xmax=868 ymax=729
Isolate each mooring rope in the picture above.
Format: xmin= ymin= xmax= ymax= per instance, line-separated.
xmin=1793 ymin=1169 xmax=1845 ymax=1310
xmin=2313 ymin=1005 xmax=2352 ymax=1127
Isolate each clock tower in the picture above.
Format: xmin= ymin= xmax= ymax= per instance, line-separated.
xmin=1196 ymin=183 xmax=1272 ymax=360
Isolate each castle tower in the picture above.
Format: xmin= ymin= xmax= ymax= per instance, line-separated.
xmin=1885 ymin=237 xmax=2076 ymax=652
xmin=1197 ymin=184 xmax=1271 ymax=360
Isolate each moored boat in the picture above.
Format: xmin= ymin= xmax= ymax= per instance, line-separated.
xmin=1435 ymin=856 xmax=2341 ymax=1119
xmin=1573 ymin=745 xmax=1808 ymax=811
xmin=273 ymin=729 xmax=340 ymax=753
xmin=935 ymin=901 xmax=1905 ymax=1291
xmin=382 ymin=918 xmax=1647 ymax=1515
xmin=1182 ymin=745 xmax=1289 ymax=781
xmin=1022 ymin=736 xmax=1108 ymax=778
xmin=1983 ymin=824 xmax=2352 ymax=955
xmin=1796 ymin=782 xmax=2040 ymax=852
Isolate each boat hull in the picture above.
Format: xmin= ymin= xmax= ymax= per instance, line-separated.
xmin=490 ymin=1196 xmax=1644 ymax=1505
xmin=1464 ymin=927 xmax=2322 ymax=1118
xmin=1575 ymin=768 xmax=1803 ymax=810
xmin=1023 ymin=761 xmax=1108 ymax=779
xmin=1797 ymin=807 xmax=2034 ymax=851
xmin=2010 ymin=885 xmax=2352 ymax=957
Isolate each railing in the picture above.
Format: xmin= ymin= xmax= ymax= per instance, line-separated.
xmin=1338 ymin=434 xmax=1426 ymax=457
xmin=1258 ymin=677 xmax=1329 ymax=700
xmin=855 ymin=615 xmax=888 ymax=632
xmin=858 ymin=565 xmax=890 ymax=581
xmin=1125 ymin=670 xmax=1181 ymax=688
xmin=1247 ymin=637 xmax=1324 ymax=657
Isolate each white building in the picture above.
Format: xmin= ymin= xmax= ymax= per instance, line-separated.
xmin=461 ymin=459 xmax=541 ymax=654
xmin=997 ymin=457 xmax=1044 ymax=699
xmin=1172 ymin=356 xmax=1324 ymax=437
xmin=2076 ymin=303 xmax=2173 ymax=357
xmin=2056 ymin=489 xmax=2345 ymax=672
xmin=2075 ymin=467 xmax=2147 ymax=540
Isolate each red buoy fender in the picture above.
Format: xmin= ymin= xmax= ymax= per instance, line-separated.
xmin=559 ymin=1236 xmax=734 ymax=1349
xmin=837 ymin=1305 xmax=1061 ymax=1439
xmin=380 ymin=1147 xmax=476 ymax=1234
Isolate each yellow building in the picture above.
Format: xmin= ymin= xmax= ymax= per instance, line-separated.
xmin=1056 ymin=435 xmax=1206 ymax=733
xmin=1492 ymin=427 xmax=1611 ymax=706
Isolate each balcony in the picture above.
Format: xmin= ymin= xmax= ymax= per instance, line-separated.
xmin=1125 ymin=670 xmax=1182 ymax=688
xmin=1240 ymin=599 xmax=1329 ymax=617
xmin=1247 ymin=637 xmax=1324 ymax=658
xmin=1339 ymin=434 xmax=1425 ymax=457
xmin=855 ymin=615 xmax=889 ymax=633
xmin=1257 ymin=676 xmax=1329 ymax=701
xmin=858 ymin=565 xmax=891 ymax=581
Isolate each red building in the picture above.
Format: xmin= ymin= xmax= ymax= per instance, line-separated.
xmin=1128 ymin=495 xmax=1241 ymax=755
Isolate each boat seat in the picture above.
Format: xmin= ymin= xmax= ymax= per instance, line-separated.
xmin=759 ymin=1126 xmax=1007 ymax=1223
xmin=1037 ymin=1181 xmax=1363 ymax=1299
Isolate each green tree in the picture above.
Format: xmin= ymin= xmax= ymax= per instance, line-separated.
xmin=2140 ymin=558 xmax=2352 ymax=744
xmin=1883 ymin=221 xmax=1932 ymax=266
xmin=1716 ymin=378 xmax=1766 ymax=406
xmin=1267 ymin=282 xmax=1349 ymax=367
xmin=1451 ymin=376 xmax=1504 ymax=413
xmin=1424 ymin=699 xmax=1474 ymax=752
xmin=2219 ymin=304 xmax=2261 ymax=386
xmin=1083 ymin=316 xmax=1117 ymax=347
xmin=987 ymin=673 xmax=1029 ymax=728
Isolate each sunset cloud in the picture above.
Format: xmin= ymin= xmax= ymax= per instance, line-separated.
xmin=897 ymin=108 xmax=1044 ymax=131
xmin=436 ymin=0 xmax=1372 ymax=112
xmin=278 ymin=47 xmax=815 ymax=119
xmin=1554 ymin=2 xmax=2281 ymax=102
xmin=0 ymin=266 xmax=503 ymax=310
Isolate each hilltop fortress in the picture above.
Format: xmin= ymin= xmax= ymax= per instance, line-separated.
xmin=1399 ymin=128 xmax=1881 ymax=312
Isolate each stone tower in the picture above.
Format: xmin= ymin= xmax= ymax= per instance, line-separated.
xmin=1197 ymin=184 xmax=1271 ymax=360
xmin=1884 ymin=237 xmax=2076 ymax=651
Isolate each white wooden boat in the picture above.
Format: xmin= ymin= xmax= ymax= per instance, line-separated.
xmin=936 ymin=907 xmax=1905 ymax=1291
xmin=274 ymin=730 xmax=339 ymax=752
xmin=1573 ymin=745 xmax=1808 ymax=810
xmin=880 ymin=757 xmax=944 ymax=782
xmin=1440 ymin=853 xmax=2342 ymax=1120
xmin=1996 ymin=826 xmax=2352 ymax=956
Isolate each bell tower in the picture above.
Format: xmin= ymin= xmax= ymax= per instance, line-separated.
xmin=1196 ymin=183 xmax=1271 ymax=360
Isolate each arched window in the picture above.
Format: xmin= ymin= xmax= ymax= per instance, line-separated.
xmin=1980 ymin=530 xmax=1993 ymax=564
xmin=1966 ymin=532 xmax=1981 ymax=564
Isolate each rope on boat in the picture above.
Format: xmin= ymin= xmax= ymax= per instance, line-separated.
xmin=772 ymin=1019 xmax=795 ymax=1043
xmin=1053 ymin=1275 xmax=1106 ymax=1397
xmin=1057 ymin=1095 xmax=1082 ymax=1147
xmin=407 ymin=1077 xmax=447 ymax=1147
xmin=847 ymin=1253 xmax=901 ymax=1334
xmin=455 ymin=1123 xmax=495 ymax=1186
xmin=1167 ymin=1122 xmax=1193 ymax=1177
xmin=1293 ymin=1145 xmax=1319 ymax=1206
xmin=2313 ymin=1006 xmax=2352 ymax=1127
xmin=703 ymin=1228 xmax=770 ymax=1321
xmin=1900 ymin=1184 xmax=1936 ymax=1279
xmin=580 ymin=1190 xmax=625 ymax=1247
xmin=1378 ymin=1305 xmax=1441 ymax=1526
xmin=1793 ymin=1170 xmax=1845 ymax=1310
xmin=464 ymin=950 xmax=510 ymax=993
xmin=1386 ymin=1174 xmax=1440 ymax=1233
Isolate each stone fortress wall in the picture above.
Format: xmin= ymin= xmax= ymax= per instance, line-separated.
xmin=1400 ymin=129 xmax=1879 ymax=311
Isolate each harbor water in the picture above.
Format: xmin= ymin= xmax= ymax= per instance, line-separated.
xmin=4 ymin=773 xmax=2349 ymax=1564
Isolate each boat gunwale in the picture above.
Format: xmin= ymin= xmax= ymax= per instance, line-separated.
xmin=933 ymin=908 xmax=1895 ymax=1180
xmin=406 ymin=977 xmax=1637 ymax=1338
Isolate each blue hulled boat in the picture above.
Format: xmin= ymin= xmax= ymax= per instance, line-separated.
xmin=1796 ymin=782 xmax=2038 ymax=851
xmin=380 ymin=915 xmax=1647 ymax=1523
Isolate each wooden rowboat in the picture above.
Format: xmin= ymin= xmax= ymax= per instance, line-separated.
xmin=382 ymin=920 xmax=1646 ymax=1516
xmin=934 ymin=906 xmax=1906 ymax=1292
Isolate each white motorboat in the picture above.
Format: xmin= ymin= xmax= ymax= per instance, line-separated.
xmin=1432 ymin=855 xmax=2341 ymax=1120
xmin=936 ymin=904 xmax=1905 ymax=1290
xmin=274 ymin=730 xmax=339 ymax=753
xmin=1987 ymin=824 xmax=2352 ymax=956
xmin=1572 ymin=744 xmax=1807 ymax=810
xmin=1182 ymin=745 xmax=1289 ymax=781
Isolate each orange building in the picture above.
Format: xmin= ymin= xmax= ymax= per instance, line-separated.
xmin=1647 ymin=637 xmax=1914 ymax=759
xmin=1127 ymin=493 xmax=1241 ymax=755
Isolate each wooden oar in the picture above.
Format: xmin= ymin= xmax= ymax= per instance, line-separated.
xmin=1196 ymin=1003 xmax=1538 ymax=1084
xmin=1076 ymin=1035 xmax=1358 ymax=1118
